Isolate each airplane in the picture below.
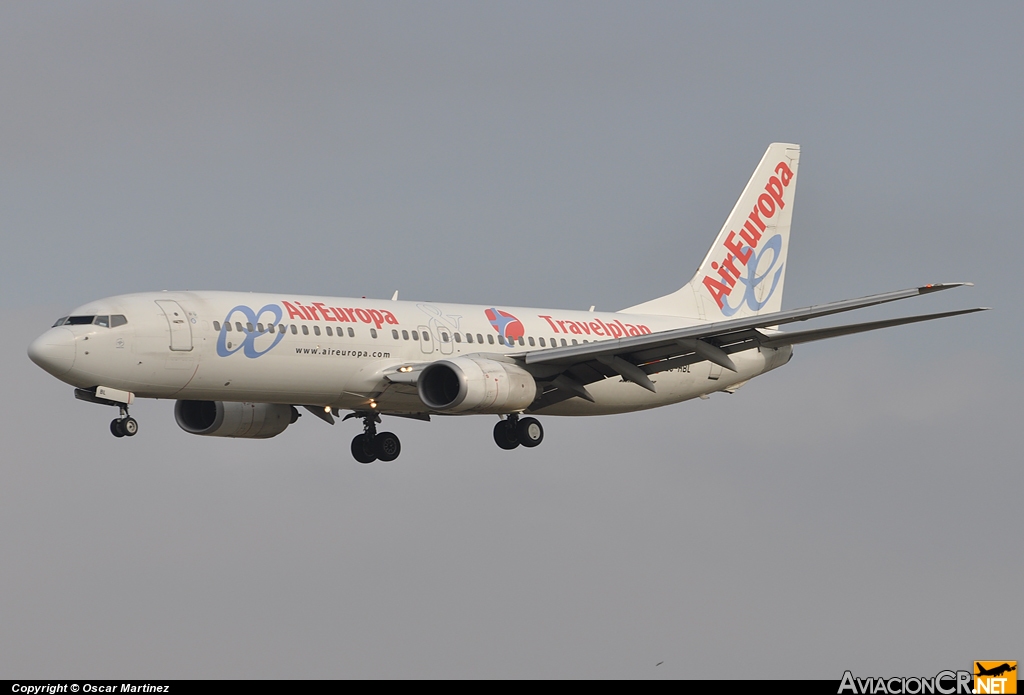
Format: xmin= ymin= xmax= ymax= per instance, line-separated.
xmin=27 ymin=143 xmax=988 ymax=463
xmin=976 ymin=663 xmax=1016 ymax=678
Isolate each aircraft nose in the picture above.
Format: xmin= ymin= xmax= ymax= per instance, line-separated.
xmin=28 ymin=327 xmax=76 ymax=376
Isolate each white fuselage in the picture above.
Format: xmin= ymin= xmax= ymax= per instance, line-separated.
xmin=29 ymin=291 xmax=791 ymax=416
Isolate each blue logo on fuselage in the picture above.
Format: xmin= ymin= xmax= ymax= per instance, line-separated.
xmin=216 ymin=304 xmax=285 ymax=358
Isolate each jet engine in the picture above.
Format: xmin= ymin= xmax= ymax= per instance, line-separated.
xmin=174 ymin=400 xmax=299 ymax=439
xmin=417 ymin=356 xmax=539 ymax=414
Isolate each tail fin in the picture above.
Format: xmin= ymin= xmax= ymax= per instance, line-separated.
xmin=623 ymin=143 xmax=800 ymax=319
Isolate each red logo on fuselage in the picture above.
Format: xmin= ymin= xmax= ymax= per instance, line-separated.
xmin=485 ymin=308 xmax=525 ymax=340
xmin=282 ymin=301 xmax=399 ymax=329
xmin=538 ymin=315 xmax=650 ymax=338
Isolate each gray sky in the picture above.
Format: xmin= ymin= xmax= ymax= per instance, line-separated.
xmin=1 ymin=1 xmax=1021 ymax=678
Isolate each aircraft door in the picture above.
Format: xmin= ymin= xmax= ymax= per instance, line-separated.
xmin=437 ymin=325 xmax=454 ymax=355
xmin=155 ymin=300 xmax=193 ymax=351
xmin=417 ymin=325 xmax=434 ymax=355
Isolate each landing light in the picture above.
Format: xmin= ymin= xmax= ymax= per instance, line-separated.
xmin=324 ymin=406 xmax=331 ymax=413
xmin=369 ymin=401 xmax=378 ymax=409
xmin=398 ymin=366 xmax=413 ymax=373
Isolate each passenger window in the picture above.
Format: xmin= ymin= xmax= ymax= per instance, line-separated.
xmin=392 ymin=329 xmax=399 ymax=340
xmin=561 ymin=339 xmax=567 ymax=346
xmin=441 ymin=332 xmax=449 ymax=342
xmin=454 ymin=333 xmax=461 ymax=343
xmin=370 ymin=328 xmax=377 ymax=339
xmin=93 ymin=315 xmax=110 ymax=327
xmin=487 ymin=334 xmax=494 ymax=344
xmin=572 ymin=339 xmax=578 ymax=345
xmin=411 ymin=331 xmax=419 ymax=341
xmin=246 ymin=322 xmax=254 ymax=333
xmin=465 ymin=333 xmax=473 ymax=343
xmin=348 ymin=327 xmax=355 ymax=337
xmin=302 ymin=325 xmax=309 ymax=336
xmin=236 ymin=322 xmax=244 ymax=332
xmin=326 ymin=326 xmax=333 ymax=336
xmin=110 ymin=315 xmax=128 ymax=328
xmin=290 ymin=325 xmax=297 ymax=335
xmin=257 ymin=323 xmax=264 ymax=332
xmin=213 ymin=321 xmax=221 ymax=331
xmin=314 ymin=326 xmax=321 ymax=336
xmin=539 ymin=337 xmax=546 ymax=347
xmin=528 ymin=337 xmax=535 ymax=347
xmin=477 ymin=334 xmax=484 ymax=344
xmin=402 ymin=330 xmax=409 ymax=340
xmin=518 ymin=337 xmax=525 ymax=346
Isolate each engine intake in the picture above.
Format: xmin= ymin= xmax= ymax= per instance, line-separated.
xmin=174 ymin=400 xmax=299 ymax=439
xmin=418 ymin=357 xmax=539 ymax=413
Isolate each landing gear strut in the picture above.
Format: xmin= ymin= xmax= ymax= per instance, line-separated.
xmin=493 ymin=415 xmax=544 ymax=450
xmin=110 ymin=405 xmax=138 ymax=438
xmin=346 ymin=411 xmax=401 ymax=464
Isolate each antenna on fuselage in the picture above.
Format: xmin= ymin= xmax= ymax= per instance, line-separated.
xmin=392 ymin=291 xmax=399 ymax=301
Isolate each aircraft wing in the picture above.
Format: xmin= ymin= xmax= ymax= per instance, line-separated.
xmin=519 ymin=282 xmax=985 ymax=406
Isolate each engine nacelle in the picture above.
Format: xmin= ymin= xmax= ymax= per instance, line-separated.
xmin=418 ymin=357 xmax=539 ymax=414
xmin=174 ymin=400 xmax=299 ymax=439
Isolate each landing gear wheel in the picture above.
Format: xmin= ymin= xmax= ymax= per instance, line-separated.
xmin=351 ymin=433 xmax=377 ymax=464
xmin=493 ymin=420 xmax=520 ymax=450
xmin=110 ymin=419 xmax=125 ymax=438
xmin=517 ymin=417 xmax=543 ymax=448
xmin=121 ymin=417 xmax=138 ymax=437
xmin=374 ymin=432 xmax=401 ymax=462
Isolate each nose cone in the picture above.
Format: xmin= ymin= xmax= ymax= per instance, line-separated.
xmin=28 ymin=327 xmax=76 ymax=377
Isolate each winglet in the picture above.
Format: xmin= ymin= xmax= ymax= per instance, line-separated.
xmin=919 ymin=282 xmax=974 ymax=294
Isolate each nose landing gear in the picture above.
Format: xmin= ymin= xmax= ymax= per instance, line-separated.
xmin=110 ymin=405 xmax=138 ymax=438
xmin=493 ymin=415 xmax=544 ymax=450
xmin=345 ymin=411 xmax=401 ymax=463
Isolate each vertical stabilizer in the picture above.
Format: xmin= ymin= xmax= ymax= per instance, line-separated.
xmin=623 ymin=143 xmax=800 ymax=320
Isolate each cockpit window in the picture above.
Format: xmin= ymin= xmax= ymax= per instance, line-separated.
xmin=54 ymin=314 xmax=128 ymax=328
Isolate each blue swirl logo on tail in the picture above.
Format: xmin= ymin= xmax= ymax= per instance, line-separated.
xmin=217 ymin=304 xmax=285 ymax=358
xmin=720 ymin=234 xmax=784 ymax=317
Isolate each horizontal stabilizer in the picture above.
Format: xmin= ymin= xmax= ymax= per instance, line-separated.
xmin=757 ymin=307 xmax=990 ymax=349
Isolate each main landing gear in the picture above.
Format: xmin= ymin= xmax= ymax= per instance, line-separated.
xmin=110 ymin=405 xmax=138 ymax=438
xmin=493 ymin=414 xmax=544 ymax=450
xmin=346 ymin=411 xmax=401 ymax=464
